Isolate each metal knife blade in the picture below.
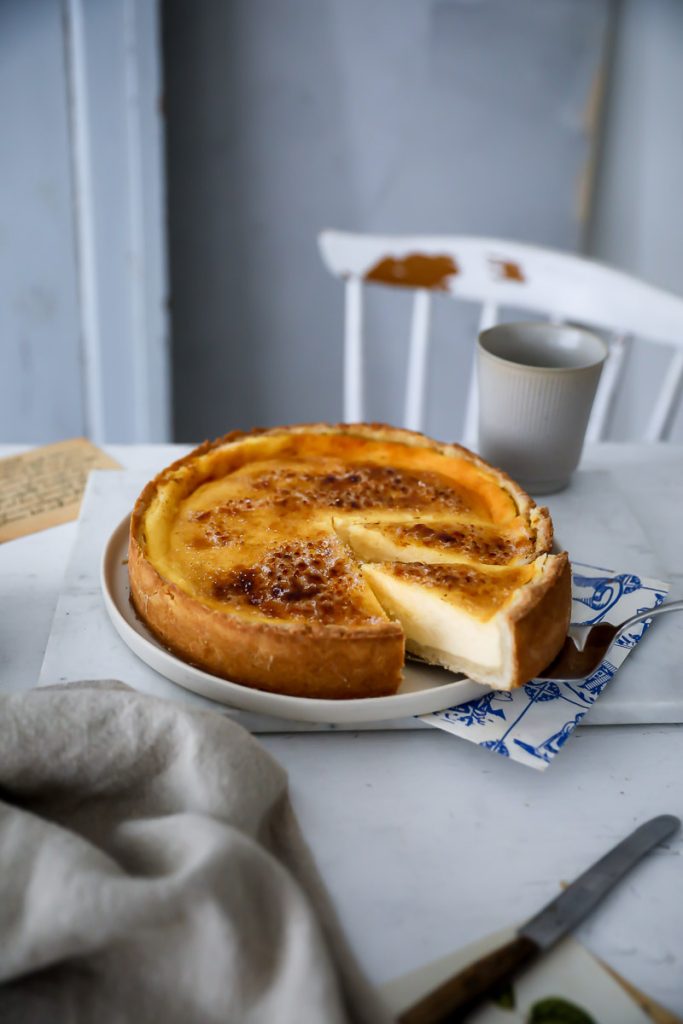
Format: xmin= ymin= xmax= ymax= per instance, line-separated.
xmin=521 ymin=814 xmax=680 ymax=950
xmin=398 ymin=815 xmax=680 ymax=1024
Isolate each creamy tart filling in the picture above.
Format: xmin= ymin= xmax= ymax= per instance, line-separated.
xmin=360 ymin=561 xmax=541 ymax=682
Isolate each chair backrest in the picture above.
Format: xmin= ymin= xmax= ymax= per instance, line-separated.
xmin=318 ymin=231 xmax=683 ymax=444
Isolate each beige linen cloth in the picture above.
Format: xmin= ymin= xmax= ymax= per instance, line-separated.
xmin=0 ymin=681 xmax=393 ymax=1024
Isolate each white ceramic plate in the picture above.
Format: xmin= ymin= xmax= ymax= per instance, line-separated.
xmin=101 ymin=516 xmax=490 ymax=724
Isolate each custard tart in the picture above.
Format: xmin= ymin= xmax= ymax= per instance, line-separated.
xmin=128 ymin=423 xmax=570 ymax=699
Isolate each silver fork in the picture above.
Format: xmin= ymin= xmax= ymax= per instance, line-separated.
xmin=536 ymin=598 xmax=683 ymax=680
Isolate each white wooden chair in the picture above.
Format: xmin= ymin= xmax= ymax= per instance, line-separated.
xmin=318 ymin=231 xmax=683 ymax=444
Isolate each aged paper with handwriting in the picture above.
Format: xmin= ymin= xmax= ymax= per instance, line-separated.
xmin=0 ymin=438 xmax=120 ymax=542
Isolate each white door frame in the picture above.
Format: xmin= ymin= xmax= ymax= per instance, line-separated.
xmin=64 ymin=0 xmax=171 ymax=442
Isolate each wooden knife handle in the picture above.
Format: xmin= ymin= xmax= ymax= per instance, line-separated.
xmin=397 ymin=934 xmax=538 ymax=1024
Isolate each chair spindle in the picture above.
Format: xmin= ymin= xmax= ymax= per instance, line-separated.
xmin=343 ymin=277 xmax=364 ymax=422
xmin=403 ymin=290 xmax=432 ymax=432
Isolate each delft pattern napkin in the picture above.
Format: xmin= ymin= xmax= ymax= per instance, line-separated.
xmin=420 ymin=562 xmax=669 ymax=770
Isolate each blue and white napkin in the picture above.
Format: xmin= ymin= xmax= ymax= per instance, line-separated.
xmin=420 ymin=562 xmax=669 ymax=770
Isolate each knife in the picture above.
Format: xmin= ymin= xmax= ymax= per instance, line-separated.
xmin=398 ymin=814 xmax=680 ymax=1024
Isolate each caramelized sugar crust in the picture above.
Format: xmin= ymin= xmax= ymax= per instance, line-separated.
xmin=386 ymin=562 xmax=536 ymax=620
xmin=201 ymin=462 xmax=479 ymax=515
xmin=209 ymin=537 xmax=382 ymax=626
xmin=136 ymin=427 xmax=546 ymax=623
xmin=136 ymin=426 xmax=536 ymax=626
xmin=372 ymin=520 xmax=535 ymax=566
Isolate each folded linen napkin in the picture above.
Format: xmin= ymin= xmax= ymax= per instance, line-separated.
xmin=0 ymin=681 xmax=391 ymax=1024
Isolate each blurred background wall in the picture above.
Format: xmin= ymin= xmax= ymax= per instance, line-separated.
xmin=1 ymin=0 xmax=682 ymax=444
xmin=0 ymin=0 xmax=170 ymax=444
xmin=163 ymin=0 xmax=609 ymax=444
xmin=587 ymin=0 xmax=683 ymax=439
xmin=0 ymin=0 xmax=84 ymax=442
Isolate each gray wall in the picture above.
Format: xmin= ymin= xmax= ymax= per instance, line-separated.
xmin=0 ymin=0 xmax=169 ymax=445
xmin=589 ymin=0 xmax=683 ymax=441
xmin=164 ymin=0 xmax=610 ymax=444
xmin=5 ymin=1 xmax=681 ymax=445
xmin=0 ymin=0 xmax=84 ymax=443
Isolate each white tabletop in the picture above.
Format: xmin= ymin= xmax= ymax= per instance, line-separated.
xmin=1 ymin=442 xmax=682 ymax=1014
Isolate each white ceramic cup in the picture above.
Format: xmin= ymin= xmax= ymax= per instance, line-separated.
xmin=477 ymin=322 xmax=608 ymax=494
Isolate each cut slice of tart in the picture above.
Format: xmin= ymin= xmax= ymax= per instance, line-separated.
xmin=361 ymin=554 xmax=571 ymax=690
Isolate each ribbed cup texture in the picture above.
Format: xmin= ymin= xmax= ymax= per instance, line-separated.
xmin=478 ymin=350 xmax=602 ymax=488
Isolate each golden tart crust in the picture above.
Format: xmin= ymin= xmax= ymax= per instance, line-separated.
xmin=128 ymin=423 xmax=570 ymax=699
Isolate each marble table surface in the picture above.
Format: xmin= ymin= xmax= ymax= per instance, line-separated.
xmin=1 ymin=442 xmax=682 ymax=1014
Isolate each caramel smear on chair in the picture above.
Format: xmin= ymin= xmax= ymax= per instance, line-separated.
xmin=489 ymin=258 xmax=526 ymax=282
xmin=365 ymin=253 xmax=459 ymax=290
